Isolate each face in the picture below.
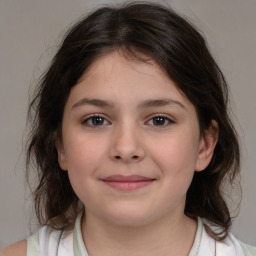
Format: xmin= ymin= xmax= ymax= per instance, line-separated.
xmin=57 ymin=51 xmax=217 ymax=227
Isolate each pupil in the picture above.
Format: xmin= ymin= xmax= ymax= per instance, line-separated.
xmin=154 ymin=117 xmax=165 ymax=125
xmin=93 ymin=117 xmax=103 ymax=125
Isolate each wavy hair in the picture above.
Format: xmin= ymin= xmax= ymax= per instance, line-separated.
xmin=27 ymin=2 xmax=240 ymax=240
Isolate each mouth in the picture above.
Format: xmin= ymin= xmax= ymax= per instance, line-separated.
xmin=100 ymin=175 xmax=156 ymax=191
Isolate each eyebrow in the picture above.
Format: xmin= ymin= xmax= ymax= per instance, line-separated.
xmin=138 ymin=98 xmax=186 ymax=110
xmin=72 ymin=98 xmax=114 ymax=109
xmin=72 ymin=97 xmax=186 ymax=110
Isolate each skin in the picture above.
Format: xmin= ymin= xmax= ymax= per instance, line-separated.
xmin=1 ymin=51 xmax=218 ymax=255
xmin=0 ymin=240 xmax=26 ymax=256
xmin=56 ymin=51 xmax=218 ymax=256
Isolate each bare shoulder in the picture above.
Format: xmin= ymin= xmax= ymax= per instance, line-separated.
xmin=0 ymin=240 xmax=27 ymax=256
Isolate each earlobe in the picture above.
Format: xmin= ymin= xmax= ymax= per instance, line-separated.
xmin=195 ymin=120 xmax=219 ymax=172
xmin=55 ymin=138 xmax=68 ymax=171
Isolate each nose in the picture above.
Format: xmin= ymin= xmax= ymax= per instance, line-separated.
xmin=109 ymin=123 xmax=146 ymax=163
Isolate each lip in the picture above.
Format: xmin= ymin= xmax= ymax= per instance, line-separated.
xmin=100 ymin=175 xmax=156 ymax=191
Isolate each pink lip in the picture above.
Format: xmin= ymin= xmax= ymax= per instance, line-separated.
xmin=101 ymin=175 xmax=156 ymax=191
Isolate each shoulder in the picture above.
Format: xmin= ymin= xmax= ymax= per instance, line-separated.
xmin=28 ymin=225 xmax=73 ymax=256
xmin=0 ymin=240 xmax=27 ymax=256
xmin=239 ymin=241 xmax=256 ymax=256
xmin=200 ymin=219 xmax=256 ymax=256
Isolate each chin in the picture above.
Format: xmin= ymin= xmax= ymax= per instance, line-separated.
xmin=102 ymin=207 xmax=155 ymax=227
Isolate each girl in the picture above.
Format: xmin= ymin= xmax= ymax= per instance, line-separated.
xmin=1 ymin=2 xmax=256 ymax=256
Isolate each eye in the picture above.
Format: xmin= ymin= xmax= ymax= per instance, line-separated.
xmin=82 ymin=115 xmax=110 ymax=126
xmin=147 ymin=116 xmax=174 ymax=126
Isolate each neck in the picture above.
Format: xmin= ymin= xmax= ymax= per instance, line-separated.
xmin=81 ymin=210 xmax=197 ymax=256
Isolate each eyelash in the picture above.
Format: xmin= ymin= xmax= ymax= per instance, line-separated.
xmin=82 ymin=114 xmax=174 ymax=127
xmin=82 ymin=115 xmax=110 ymax=126
xmin=147 ymin=116 xmax=174 ymax=126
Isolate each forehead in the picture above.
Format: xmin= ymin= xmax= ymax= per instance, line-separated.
xmin=67 ymin=51 xmax=192 ymax=110
xmin=78 ymin=51 xmax=169 ymax=85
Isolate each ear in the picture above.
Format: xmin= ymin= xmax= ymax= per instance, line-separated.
xmin=55 ymin=137 xmax=68 ymax=171
xmin=195 ymin=120 xmax=219 ymax=172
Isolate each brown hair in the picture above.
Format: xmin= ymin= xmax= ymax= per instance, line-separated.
xmin=27 ymin=2 xmax=240 ymax=240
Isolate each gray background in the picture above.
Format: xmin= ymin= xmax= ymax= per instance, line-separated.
xmin=0 ymin=0 xmax=255 ymax=248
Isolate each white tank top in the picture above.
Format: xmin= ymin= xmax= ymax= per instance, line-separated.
xmin=26 ymin=213 xmax=254 ymax=256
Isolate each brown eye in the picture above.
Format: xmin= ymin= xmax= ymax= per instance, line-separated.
xmin=83 ymin=115 xmax=110 ymax=126
xmin=91 ymin=116 xmax=104 ymax=125
xmin=153 ymin=117 xmax=166 ymax=125
xmin=147 ymin=116 xmax=174 ymax=126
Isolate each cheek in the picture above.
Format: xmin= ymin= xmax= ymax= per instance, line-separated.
xmin=63 ymin=135 xmax=108 ymax=203
xmin=150 ymin=133 xmax=199 ymax=182
xmin=63 ymin=134 xmax=107 ymax=174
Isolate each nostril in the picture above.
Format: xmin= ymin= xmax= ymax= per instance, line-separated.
xmin=114 ymin=155 xmax=139 ymax=160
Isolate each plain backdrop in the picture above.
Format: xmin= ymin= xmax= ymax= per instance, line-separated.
xmin=0 ymin=0 xmax=255 ymax=248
